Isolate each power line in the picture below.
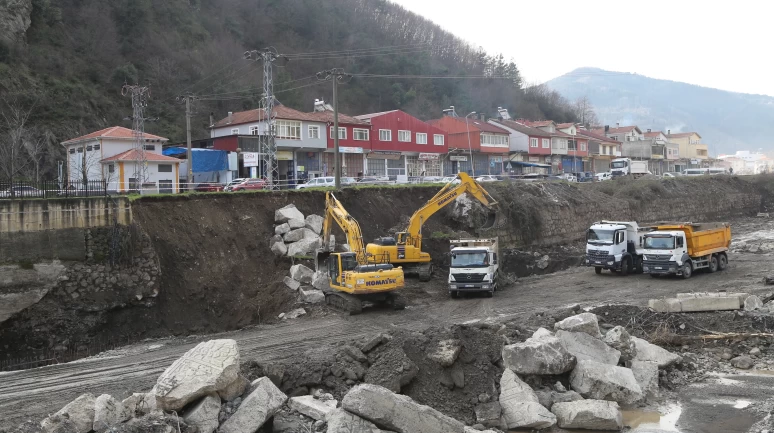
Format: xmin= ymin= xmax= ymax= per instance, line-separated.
xmin=177 ymin=57 xmax=246 ymax=95
xmin=195 ymin=75 xmax=317 ymax=99
xmin=351 ymin=73 xmax=512 ymax=79
xmin=286 ymin=47 xmax=436 ymax=61
xmin=197 ymin=81 xmax=327 ymax=101
xmin=286 ymin=43 xmax=437 ymax=57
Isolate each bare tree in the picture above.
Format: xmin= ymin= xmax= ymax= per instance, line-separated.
xmin=0 ymin=97 xmax=38 ymax=183
xmin=574 ymin=96 xmax=599 ymax=128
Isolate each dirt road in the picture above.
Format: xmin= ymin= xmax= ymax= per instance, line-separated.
xmin=1 ymin=220 xmax=772 ymax=429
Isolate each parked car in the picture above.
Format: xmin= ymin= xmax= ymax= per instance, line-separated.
xmin=576 ymin=172 xmax=595 ymax=182
xmin=229 ymin=178 xmax=267 ymax=191
xmin=296 ymin=176 xmax=335 ymax=189
xmin=475 ymin=175 xmax=500 ymax=182
xmin=0 ymin=186 xmax=44 ymax=198
xmin=223 ymin=178 xmax=247 ymax=191
xmin=194 ymin=183 xmax=224 ymax=192
xmin=595 ymin=172 xmax=612 ymax=181
xmin=557 ymin=173 xmax=578 ymax=182
xmin=342 ymin=177 xmax=358 ymax=185
xmin=661 ymin=172 xmax=681 ymax=178
xmin=358 ymin=176 xmax=388 ymax=185
xmin=440 ymin=176 xmax=461 ymax=184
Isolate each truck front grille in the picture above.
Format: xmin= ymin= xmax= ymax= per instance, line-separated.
xmin=587 ymin=250 xmax=612 ymax=261
xmin=646 ymin=254 xmax=672 ymax=261
xmin=452 ymin=273 xmax=486 ymax=283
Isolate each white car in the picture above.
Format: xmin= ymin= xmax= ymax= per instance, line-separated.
xmin=558 ymin=173 xmax=578 ymax=182
xmin=296 ymin=176 xmax=335 ymax=189
xmin=475 ymin=175 xmax=500 ymax=182
xmin=223 ymin=178 xmax=247 ymax=191
xmin=595 ymin=172 xmax=612 ymax=181
xmin=662 ymin=172 xmax=681 ymax=178
xmin=441 ymin=176 xmax=461 ymax=184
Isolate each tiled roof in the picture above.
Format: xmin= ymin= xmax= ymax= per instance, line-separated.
xmin=526 ymin=120 xmax=555 ymax=128
xmin=556 ymin=122 xmax=575 ymax=128
xmin=427 ymin=117 xmax=509 ymax=134
xmin=63 ymin=126 xmax=167 ymax=145
xmin=212 ymin=105 xmax=326 ymax=128
xmin=101 ymin=149 xmax=181 ymax=163
xmin=354 ymin=110 xmax=400 ymax=120
xmin=577 ymin=129 xmax=621 ymax=143
xmin=469 ymin=119 xmax=509 ymax=134
xmin=644 ymin=131 xmax=665 ymax=138
xmin=606 ymin=125 xmax=641 ymax=134
xmin=306 ymin=111 xmax=370 ymax=125
xmin=490 ymin=120 xmax=552 ymax=137
xmin=666 ymin=132 xmax=701 ymax=139
xmin=553 ymin=130 xmax=575 ymax=138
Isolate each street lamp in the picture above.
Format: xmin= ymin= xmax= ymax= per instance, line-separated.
xmin=465 ymin=111 xmax=476 ymax=176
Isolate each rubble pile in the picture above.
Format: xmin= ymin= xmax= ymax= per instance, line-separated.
xmin=17 ymin=312 xmax=687 ymax=433
xmin=271 ymin=204 xmax=330 ymax=258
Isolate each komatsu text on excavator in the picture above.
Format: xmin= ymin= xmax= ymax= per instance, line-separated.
xmin=365 ymin=172 xmax=499 ymax=281
xmin=315 ymin=191 xmax=405 ymax=315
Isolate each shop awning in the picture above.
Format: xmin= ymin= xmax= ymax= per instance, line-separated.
xmin=510 ymin=161 xmax=551 ymax=168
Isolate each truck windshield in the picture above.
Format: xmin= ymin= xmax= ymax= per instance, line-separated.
xmin=644 ymin=236 xmax=675 ymax=249
xmin=611 ymin=161 xmax=627 ymax=169
xmin=451 ymin=251 xmax=489 ymax=268
xmin=587 ymin=229 xmax=615 ymax=244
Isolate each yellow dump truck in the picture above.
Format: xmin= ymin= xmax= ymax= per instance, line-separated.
xmin=642 ymin=222 xmax=731 ymax=279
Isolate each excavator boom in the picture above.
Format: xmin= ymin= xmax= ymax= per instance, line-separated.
xmin=319 ymin=191 xmax=367 ymax=263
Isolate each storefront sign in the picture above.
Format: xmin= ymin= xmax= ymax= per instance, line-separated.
xmin=297 ymin=166 xmax=305 ymax=172
xmin=340 ymin=147 xmax=364 ymax=154
xmin=690 ymin=159 xmax=699 ymax=164
xmin=528 ymin=156 xmax=540 ymax=162
xmin=489 ymin=156 xmax=503 ymax=163
xmin=449 ymin=155 xmax=468 ymax=162
xmin=367 ymin=151 xmax=402 ymax=160
xmin=545 ymin=156 xmax=552 ymax=163
xmin=509 ymin=154 xmax=524 ymax=162
xmin=277 ymin=150 xmax=294 ymax=161
xmin=243 ymin=152 xmax=259 ymax=167
xmin=418 ymin=153 xmax=440 ymax=161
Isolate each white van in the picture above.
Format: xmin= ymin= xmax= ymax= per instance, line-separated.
xmin=595 ymin=172 xmax=612 ymax=181
xmin=708 ymin=168 xmax=729 ymax=175
xmin=682 ymin=168 xmax=708 ymax=176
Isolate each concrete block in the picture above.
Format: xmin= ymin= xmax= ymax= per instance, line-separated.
xmin=288 ymin=395 xmax=337 ymax=420
xmin=678 ymin=296 xmax=740 ymax=312
xmin=299 ymin=288 xmax=325 ymax=304
xmin=648 ymin=298 xmax=682 ymax=313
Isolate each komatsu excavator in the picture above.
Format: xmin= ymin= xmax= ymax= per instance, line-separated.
xmin=315 ymin=191 xmax=406 ymax=315
xmin=365 ymin=172 xmax=499 ymax=281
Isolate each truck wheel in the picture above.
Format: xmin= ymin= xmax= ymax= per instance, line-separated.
xmin=594 ymin=267 xmax=602 ymax=275
xmin=682 ymin=262 xmax=693 ymax=279
xmin=486 ymin=290 xmax=494 ymax=298
xmin=719 ymin=253 xmax=728 ymax=271
xmin=450 ymin=291 xmax=459 ymax=299
xmin=620 ymin=259 xmax=630 ymax=276
xmin=709 ymin=255 xmax=719 ymax=273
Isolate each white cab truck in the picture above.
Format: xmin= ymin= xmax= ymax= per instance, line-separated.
xmin=611 ymin=158 xmax=650 ymax=178
xmin=586 ymin=221 xmax=652 ymax=275
xmin=642 ymin=222 xmax=731 ymax=278
xmin=448 ymin=238 xmax=499 ymax=298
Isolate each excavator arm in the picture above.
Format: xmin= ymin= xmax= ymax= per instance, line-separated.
xmin=399 ymin=172 xmax=498 ymax=247
xmin=319 ymin=191 xmax=367 ymax=263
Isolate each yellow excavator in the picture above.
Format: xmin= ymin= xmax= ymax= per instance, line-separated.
xmin=365 ymin=172 xmax=498 ymax=281
xmin=315 ymin=191 xmax=406 ymax=315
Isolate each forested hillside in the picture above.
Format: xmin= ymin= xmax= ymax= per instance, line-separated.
xmin=0 ymin=0 xmax=580 ymax=179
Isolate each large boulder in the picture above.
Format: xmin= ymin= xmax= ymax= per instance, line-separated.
xmin=288 ymin=218 xmax=306 ymax=230
xmin=556 ymin=330 xmax=620 ymax=366
xmin=551 ymin=400 xmax=623 ymax=430
xmin=41 ymin=393 xmax=96 ymax=433
xmin=499 ymin=370 xmax=557 ymax=429
xmin=326 ymin=408 xmax=383 ymax=433
xmin=122 ymin=392 xmax=157 ymax=417
xmin=287 ymin=238 xmax=321 ymax=257
xmin=630 ymin=360 xmax=659 ymax=399
xmin=290 ymin=264 xmax=315 ymax=284
xmin=570 ymin=360 xmax=643 ymax=405
xmin=744 ymin=295 xmax=764 ymax=311
xmin=275 ymin=204 xmax=305 ymax=224
xmin=284 ymin=228 xmax=319 ymax=243
xmin=288 ymin=395 xmax=338 ymax=421
xmin=604 ymin=326 xmax=637 ymax=362
xmin=305 ymin=214 xmax=325 ymax=235
xmin=342 ymin=384 xmax=466 ymax=433
xmin=502 ymin=335 xmax=575 ymax=375
xmin=631 ymin=337 xmax=682 ymax=368
xmin=182 ymin=394 xmax=221 ymax=433
xmin=299 ymin=288 xmax=325 ymax=304
xmin=554 ymin=312 xmax=602 ymax=338
xmin=219 ymin=377 xmax=288 ymax=433
xmin=271 ymin=241 xmax=288 ymax=256
xmin=427 ymin=339 xmax=462 ymax=367
xmin=219 ymin=375 xmax=249 ymax=401
xmin=154 ymin=339 xmax=240 ymax=411
xmin=312 ymin=271 xmax=330 ymax=291
xmin=275 ymin=223 xmax=291 ymax=236
xmin=93 ymin=394 xmax=131 ymax=432
xmin=283 ymin=276 xmax=301 ymax=291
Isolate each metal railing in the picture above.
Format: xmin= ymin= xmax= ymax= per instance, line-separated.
xmin=0 ymin=180 xmax=107 ymax=200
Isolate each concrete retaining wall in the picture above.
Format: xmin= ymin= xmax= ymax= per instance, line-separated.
xmin=0 ymin=197 xmax=132 ymax=233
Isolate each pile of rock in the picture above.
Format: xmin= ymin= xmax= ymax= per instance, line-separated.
xmin=271 ymin=204 xmax=330 ymax=257
xmin=282 ymin=263 xmax=327 ymax=306
xmin=496 ymin=312 xmax=682 ymax=430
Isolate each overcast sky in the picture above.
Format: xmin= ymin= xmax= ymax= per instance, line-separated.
xmin=391 ymin=0 xmax=772 ymax=96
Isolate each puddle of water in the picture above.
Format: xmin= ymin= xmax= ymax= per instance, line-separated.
xmin=734 ymin=400 xmax=752 ymax=409
xmin=622 ymin=404 xmax=681 ymax=432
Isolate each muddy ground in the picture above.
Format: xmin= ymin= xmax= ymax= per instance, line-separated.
xmin=2 ymin=217 xmax=774 ymax=432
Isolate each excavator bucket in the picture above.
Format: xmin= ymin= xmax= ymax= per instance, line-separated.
xmin=315 ymin=248 xmax=331 ymax=273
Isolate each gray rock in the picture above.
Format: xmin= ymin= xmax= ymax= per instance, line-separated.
xmin=551 ymin=390 xmax=584 ymax=405
xmin=283 ymin=308 xmax=307 ymax=320
xmin=41 ymin=393 xmax=96 ymax=433
xmin=499 ymin=369 xmax=557 ymax=429
xmin=93 ymin=394 xmax=131 ymax=432
xmin=312 ymin=271 xmax=330 ymax=291
xmin=305 ymin=214 xmax=325 ymax=234
xmin=534 ymin=389 xmax=553 ymax=409
xmin=284 ymin=228 xmax=319 ymax=243
xmin=275 ymin=223 xmax=291 ymax=236
xmin=288 ymin=218 xmax=306 ymax=230
xmin=554 ymin=312 xmax=602 ymax=338
xmin=502 ymin=335 xmax=576 ymax=375
xmin=631 ymin=361 xmax=659 ymax=399
xmin=288 ymin=395 xmax=338 ymax=421
xmin=271 ymin=241 xmax=287 ymax=257
xmin=275 ymin=204 xmax=305 ymax=224
xmin=554 ymin=381 xmax=567 ymax=393
xmin=287 ymin=238 xmax=322 ymax=257
xmin=604 ymin=326 xmax=637 ymax=362
xmin=326 ymin=408 xmax=383 ymax=433
xmin=474 ymin=402 xmax=502 ymax=428
xmin=182 ymin=394 xmax=221 ymax=433
xmin=154 ymin=339 xmax=240 ymax=411
xmin=121 ymin=392 xmax=157 ymax=417
xmin=631 ymin=337 xmax=682 ymax=368
xmin=290 ymin=264 xmax=315 ymax=284
xmin=731 ymin=355 xmax=754 ymax=369
xmin=532 ymin=327 xmax=554 ymax=339
xmin=428 ymin=339 xmax=462 ymax=367
xmin=299 ymin=288 xmax=325 ymax=304
xmin=570 ymin=360 xmax=643 ymax=405
xmin=557 ymin=330 xmax=621 ymax=366
xmin=450 ymin=363 xmax=465 ymax=389
xmin=751 ymin=347 xmax=762 ymax=356
xmin=342 ymin=345 xmax=368 ymax=363
xmin=219 ymin=377 xmax=288 ymax=433
xmin=744 ymin=295 xmax=764 ymax=311
xmin=361 ymin=333 xmax=391 ymax=353
xmin=219 ymin=375 xmax=249 ymax=401
xmin=342 ymin=384 xmax=466 ymax=433
xmin=270 ymin=234 xmax=284 ymax=245
xmin=283 ymin=276 xmax=301 ymax=291
xmin=551 ymin=400 xmax=623 ymax=430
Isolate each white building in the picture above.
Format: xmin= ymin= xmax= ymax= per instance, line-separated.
xmin=718 ymin=150 xmax=771 ymax=174
xmin=61 ymin=126 xmax=181 ymax=193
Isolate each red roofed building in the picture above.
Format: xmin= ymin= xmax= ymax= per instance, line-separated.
xmin=427 ymin=115 xmax=509 ymax=175
xmin=61 ymin=126 xmax=179 ymax=193
xmin=577 ymin=128 xmax=622 ymax=172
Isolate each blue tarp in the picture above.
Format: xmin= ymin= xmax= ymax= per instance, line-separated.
xmin=163 ymin=148 xmax=229 ymax=173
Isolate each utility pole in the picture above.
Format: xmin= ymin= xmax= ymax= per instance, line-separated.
xmin=177 ymin=93 xmax=198 ymax=190
xmin=317 ymin=68 xmax=352 ymax=190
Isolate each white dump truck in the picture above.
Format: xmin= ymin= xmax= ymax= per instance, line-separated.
xmin=448 ymin=238 xmax=500 ymax=298
xmin=642 ymin=222 xmax=731 ymax=278
xmin=611 ymin=158 xmax=650 ymax=178
xmin=586 ymin=221 xmax=652 ymax=275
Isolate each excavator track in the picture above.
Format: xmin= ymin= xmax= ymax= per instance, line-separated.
xmin=417 ymin=263 xmax=433 ymax=282
xmin=387 ymin=293 xmax=406 ymax=310
xmin=324 ymin=291 xmax=363 ymax=315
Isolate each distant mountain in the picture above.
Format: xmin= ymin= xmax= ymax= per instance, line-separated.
xmin=546 ymin=67 xmax=774 ymax=155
